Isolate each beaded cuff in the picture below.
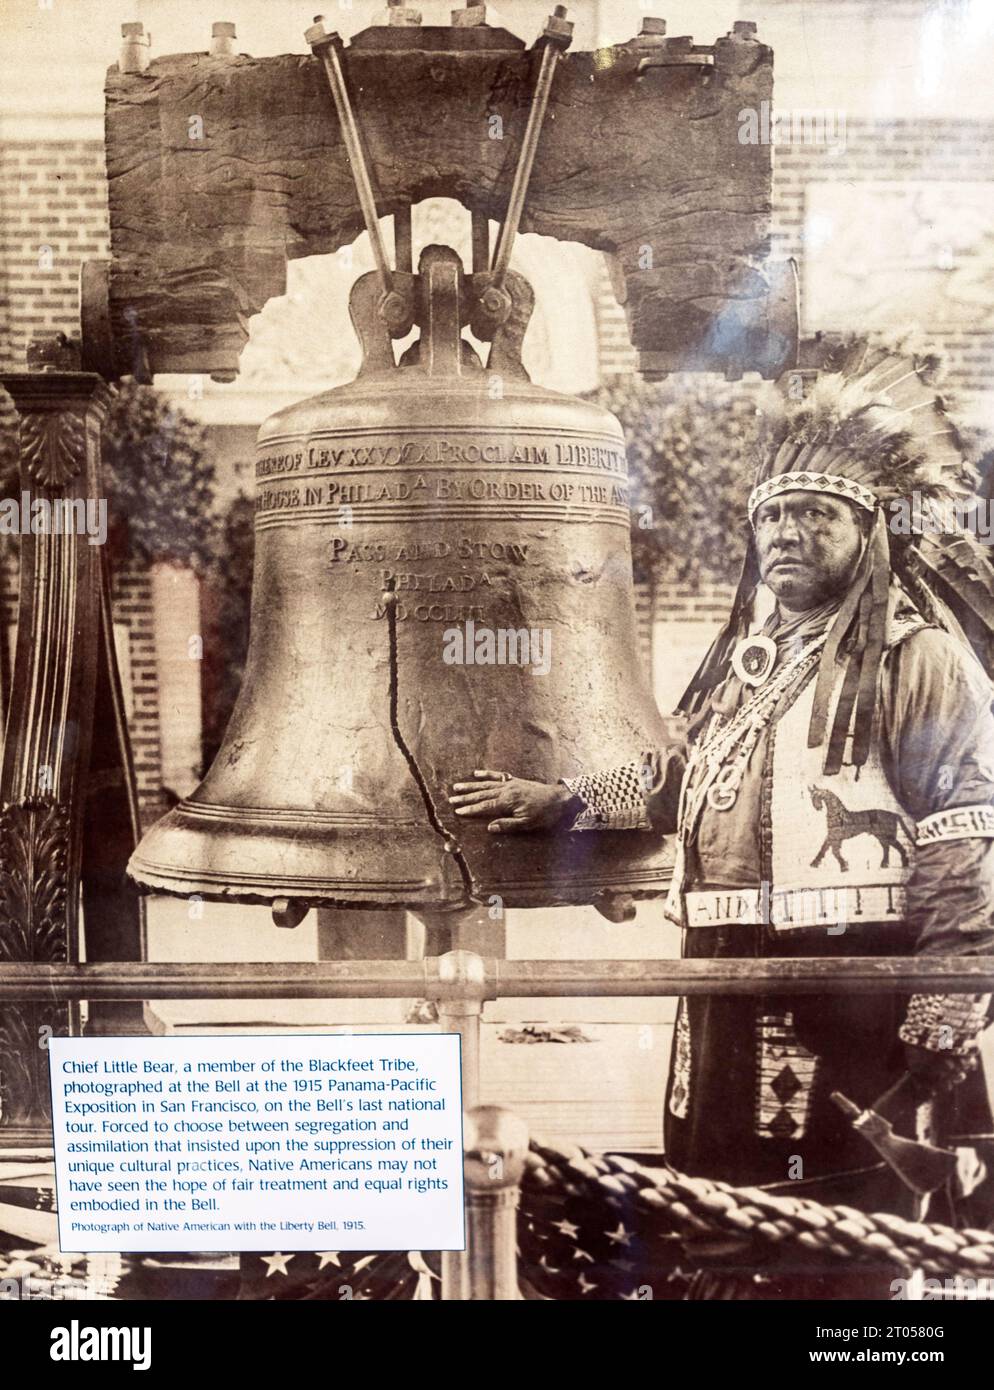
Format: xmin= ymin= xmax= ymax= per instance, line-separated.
xmin=561 ymin=762 xmax=650 ymax=832
xmin=898 ymin=992 xmax=992 ymax=1054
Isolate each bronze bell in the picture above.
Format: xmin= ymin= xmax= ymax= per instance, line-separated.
xmin=128 ymin=246 xmax=671 ymax=913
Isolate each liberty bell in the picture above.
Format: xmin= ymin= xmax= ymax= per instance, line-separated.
xmin=128 ymin=237 xmax=672 ymax=915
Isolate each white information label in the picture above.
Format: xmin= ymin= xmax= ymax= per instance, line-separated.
xmin=49 ymin=1033 xmax=465 ymax=1253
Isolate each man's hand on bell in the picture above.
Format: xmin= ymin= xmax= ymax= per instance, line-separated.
xmin=449 ymin=770 xmax=579 ymax=833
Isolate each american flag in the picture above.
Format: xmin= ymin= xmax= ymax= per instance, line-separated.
xmin=515 ymin=1167 xmax=693 ymax=1300
xmin=235 ymin=1144 xmax=697 ymax=1301
xmin=237 ymin=1248 xmax=436 ymax=1300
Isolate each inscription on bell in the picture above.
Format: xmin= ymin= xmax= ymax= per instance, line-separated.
xmin=256 ymin=435 xmax=627 ymax=478
xmin=257 ymin=449 xmax=304 ymax=476
xmin=329 ymin=537 xmax=530 ymax=564
xmin=256 ymin=486 xmax=302 ymax=511
xmin=373 ymin=601 xmax=488 ymax=623
xmin=255 ymin=476 xmax=630 ymax=514
xmin=379 ymin=571 xmax=492 ymax=592
xmin=305 ymin=439 xmax=558 ymax=470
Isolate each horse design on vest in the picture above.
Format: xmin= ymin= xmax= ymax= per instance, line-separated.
xmin=808 ymin=786 xmax=913 ymax=872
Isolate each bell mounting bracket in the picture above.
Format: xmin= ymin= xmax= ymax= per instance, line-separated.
xmin=306 ymin=7 xmax=571 ymax=352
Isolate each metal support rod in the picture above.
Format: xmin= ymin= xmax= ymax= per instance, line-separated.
xmin=1 ymin=955 xmax=993 ymax=1001
xmin=490 ymin=9 xmax=571 ymax=289
xmin=307 ymin=20 xmax=394 ymax=294
xmin=394 ymin=204 xmax=413 ymax=275
xmin=437 ymin=953 xmax=484 ymax=1302
xmin=471 ymin=210 xmax=490 ymax=275
xmin=445 ymin=1107 xmax=528 ymax=1300
xmin=440 ymin=1251 xmax=463 ymax=1299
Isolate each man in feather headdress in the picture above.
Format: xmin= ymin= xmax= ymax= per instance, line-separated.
xmin=450 ymin=342 xmax=994 ymax=1287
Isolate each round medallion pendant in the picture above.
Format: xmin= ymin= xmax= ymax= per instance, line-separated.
xmin=706 ymin=783 xmax=738 ymax=811
xmin=731 ymin=634 xmax=777 ymax=688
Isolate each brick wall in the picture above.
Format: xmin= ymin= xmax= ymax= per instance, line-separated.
xmin=597 ymin=118 xmax=994 ymax=402
xmin=0 ymin=140 xmax=108 ymax=370
xmin=649 ymin=575 xmax=737 ymax=713
xmin=110 ymin=560 xmax=166 ymax=823
xmin=594 ymin=264 xmax=637 ymax=377
xmin=653 ymin=578 xmax=737 ymax=626
xmin=772 ymin=119 xmax=994 ymax=402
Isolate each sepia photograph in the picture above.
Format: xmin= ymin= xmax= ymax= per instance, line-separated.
xmin=1 ymin=0 xmax=994 ymax=1358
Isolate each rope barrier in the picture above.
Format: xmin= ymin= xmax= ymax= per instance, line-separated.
xmin=524 ymin=1140 xmax=994 ymax=1281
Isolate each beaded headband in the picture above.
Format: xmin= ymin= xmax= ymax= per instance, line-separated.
xmin=747 ymin=471 xmax=878 ymax=525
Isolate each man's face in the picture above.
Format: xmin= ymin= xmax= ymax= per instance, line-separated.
xmin=754 ymin=490 xmax=865 ymax=613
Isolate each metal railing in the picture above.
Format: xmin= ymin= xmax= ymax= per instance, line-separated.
xmin=5 ymin=953 xmax=992 ymax=1000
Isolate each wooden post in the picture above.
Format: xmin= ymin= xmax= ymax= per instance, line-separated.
xmin=446 ymin=1105 xmax=528 ymax=1300
xmin=315 ymin=908 xmax=408 ymax=961
xmin=82 ymin=553 xmax=153 ymax=1038
xmin=415 ymin=902 xmax=505 ymax=961
xmin=0 ymin=345 xmax=109 ymax=1146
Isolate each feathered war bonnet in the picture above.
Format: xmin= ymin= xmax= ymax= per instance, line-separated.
xmin=680 ymin=336 xmax=994 ymax=776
